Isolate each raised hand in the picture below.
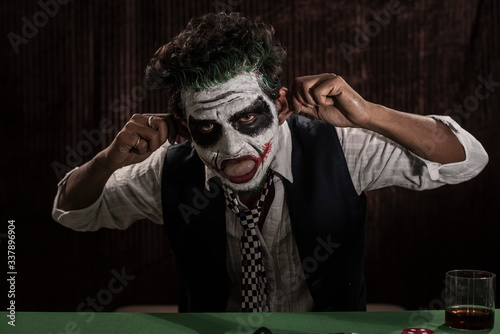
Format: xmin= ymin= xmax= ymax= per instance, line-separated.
xmin=96 ymin=113 xmax=190 ymax=171
xmin=291 ymin=73 xmax=466 ymax=165
xmin=291 ymin=73 xmax=373 ymax=128
xmin=58 ymin=113 xmax=190 ymax=211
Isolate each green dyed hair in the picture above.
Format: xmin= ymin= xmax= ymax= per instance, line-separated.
xmin=145 ymin=12 xmax=287 ymax=118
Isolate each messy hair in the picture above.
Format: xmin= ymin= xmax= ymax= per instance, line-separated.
xmin=145 ymin=12 xmax=287 ymax=118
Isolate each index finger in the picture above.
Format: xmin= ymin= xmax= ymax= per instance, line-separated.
xmin=141 ymin=113 xmax=173 ymax=145
xmin=144 ymin=113 xmax=192 ymax=143
xmin=291 ymin=80 xmax=316 ymax=109
xmin=292 ymin=96 xmax=319 ymax=120
xmin=310 ymin=76 xmax=343 ymax=106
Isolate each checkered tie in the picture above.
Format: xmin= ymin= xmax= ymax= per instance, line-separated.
xmin=223 ymin=171 xmax=274 ymax=312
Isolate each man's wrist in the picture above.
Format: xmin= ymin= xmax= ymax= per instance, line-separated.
xmin=91 ymin=151 xmax=120 ymax=178
xmin=359 ymin=102 xmax=392 ymax=133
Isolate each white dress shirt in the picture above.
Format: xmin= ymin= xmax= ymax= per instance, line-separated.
xmin=52 ymin=115 xmax=488 ymax=311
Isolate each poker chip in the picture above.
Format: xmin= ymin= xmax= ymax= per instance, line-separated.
xmin=401 ymin=329 xmax=435 ymax=334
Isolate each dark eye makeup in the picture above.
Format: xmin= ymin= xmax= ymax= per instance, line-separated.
xmin=228 ymin=96 xmax=273 ymax=136
xmin=188 ymin=117 xmax=222 ymax=148
xmin=188 ymin=96 xmax=274 ymax=147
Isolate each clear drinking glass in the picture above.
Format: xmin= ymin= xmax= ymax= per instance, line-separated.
xmin=445 ymin=270 xmax=496 ymax=331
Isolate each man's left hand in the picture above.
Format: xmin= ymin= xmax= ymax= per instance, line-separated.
xmin=291 ymin=73 xmax=373 ymax=128
xmin=290 ymin=73 xmax=467 ymax=164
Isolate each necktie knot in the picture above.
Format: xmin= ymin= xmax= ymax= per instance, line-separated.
xmin=237 ymin=209 xmax=260 ymax=230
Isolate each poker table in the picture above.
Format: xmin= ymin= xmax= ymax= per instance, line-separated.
xmin=1 ymin=310 xmax=498 ymax=333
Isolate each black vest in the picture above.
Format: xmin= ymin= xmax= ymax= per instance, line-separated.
xmin=161 ymin=115 xmax=367 ymax=312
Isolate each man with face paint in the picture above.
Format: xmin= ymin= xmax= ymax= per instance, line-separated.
xmin=183 ymin=73 xmax=282 ymax=196
xmin=53 ymin=13 xmax=488 ymax=312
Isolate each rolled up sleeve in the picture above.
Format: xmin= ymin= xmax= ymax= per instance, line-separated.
xmin=52 ymin=144 xmax=168 ymax=231
xmin=338 ymin=115 xmax=489 ymax=194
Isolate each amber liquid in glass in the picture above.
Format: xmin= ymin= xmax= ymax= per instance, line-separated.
xmin=445 ymin=305 xmax=494 ymax=330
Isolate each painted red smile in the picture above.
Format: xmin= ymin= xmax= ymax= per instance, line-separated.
xmin=200 ymin=138 xmax=273 ymax=184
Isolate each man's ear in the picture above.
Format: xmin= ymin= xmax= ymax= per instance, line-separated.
xmin=174 ymin=115 xmax=192 ymax=142
xmin=276 ymin=87 xmax=293 ymax=125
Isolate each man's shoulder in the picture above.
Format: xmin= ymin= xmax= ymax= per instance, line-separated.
xmin=165 ymin=141 xmax=197 ymax=160
xmin=163 ymin=141 xmax=204 ymax=177
xmin=286 ymin=114 xmax=339 ymax=139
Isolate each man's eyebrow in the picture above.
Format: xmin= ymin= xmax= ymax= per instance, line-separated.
xmin=228 ymin=96 xmax=268 ymax=123
xmin=190 ymin=96 xmax=268 ymax=123
xmin=197 ymin=91 xmax=237 ymax=104
xmin=192 ymin=92 xmax=241 ymax=114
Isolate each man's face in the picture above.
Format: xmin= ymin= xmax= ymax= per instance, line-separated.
xmin=182 ymin=73 xmax=280 ymax=193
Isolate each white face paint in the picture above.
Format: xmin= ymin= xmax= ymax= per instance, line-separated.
xmin=182 ymin=73 xmax=280 ymax=193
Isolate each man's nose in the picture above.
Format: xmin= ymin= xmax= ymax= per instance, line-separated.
xmin=217 ymin=126 xmax=246 ymax=157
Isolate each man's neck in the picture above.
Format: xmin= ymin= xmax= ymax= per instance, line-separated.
xmin=232 ymin=169 xmax=271 ymax=208
xmin=238 ymin=191 xmax=261 ymax=209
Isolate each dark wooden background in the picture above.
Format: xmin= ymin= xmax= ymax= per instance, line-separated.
xmin=1 ymin=0 xmax=499 ymax=313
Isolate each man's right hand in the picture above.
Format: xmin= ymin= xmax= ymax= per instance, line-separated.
xmin=95 ymin=113 xmax=190 ymax=172
xmin=57 ymin=113 xmax=190 ymax=211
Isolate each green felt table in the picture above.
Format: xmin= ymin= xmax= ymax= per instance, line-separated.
xmin=1 ymin=310 xmax=498 ymax=334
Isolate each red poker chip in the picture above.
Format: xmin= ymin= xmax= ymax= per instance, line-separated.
xmin=401 ymin=329 xmax=435 ymax=334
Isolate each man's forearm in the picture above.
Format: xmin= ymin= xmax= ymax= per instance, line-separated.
xmin=57 ymin=114 xmax=177 ymax=212
xmin=292 ymin=74 xmax=467 ymax=164
xmin=58 ymin=153 xmax=116 ymax=211
xmin=364 ymin=103 xmax=466 ymax=164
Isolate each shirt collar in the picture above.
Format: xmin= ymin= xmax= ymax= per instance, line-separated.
xmin=204 ymin=121 xmax=294 ymax=187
